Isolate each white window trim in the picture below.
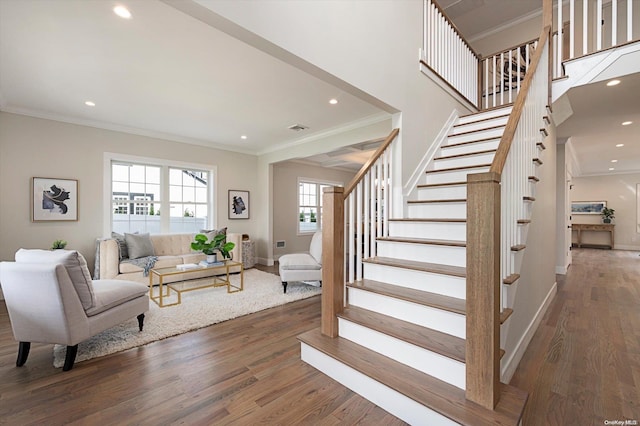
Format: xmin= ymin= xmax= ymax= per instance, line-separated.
xmin=103 ymin=152 xmax=217 ymax=237
xmin=297 ymin=177 xmax=343 ymax=236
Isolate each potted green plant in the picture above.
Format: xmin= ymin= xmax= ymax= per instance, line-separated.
xmin=601 ymin=207 xmax=615 ymax=223
xmin=191 ymin=233 xmax=235 ymax=263
xmin=51 ymin=239 xmax=67 ymax=250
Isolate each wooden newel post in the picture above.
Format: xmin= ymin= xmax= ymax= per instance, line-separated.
xmin=321 ymin=186 xmax=345 ymax=337
xmin=466 ymin=172 xmax=501 ymax=409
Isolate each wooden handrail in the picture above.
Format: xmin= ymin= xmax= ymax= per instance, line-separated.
xmin=343 ymin=128 xmax=399 ymax=199
xmin=490 ymin=26 xmax=551 ymax=174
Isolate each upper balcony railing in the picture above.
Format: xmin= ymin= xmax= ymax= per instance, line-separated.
xmin=553 ymin=0 xmax=637 ymax=78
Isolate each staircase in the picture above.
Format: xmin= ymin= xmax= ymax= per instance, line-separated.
xmin=298 ymin=105 xmax=535 ymax=425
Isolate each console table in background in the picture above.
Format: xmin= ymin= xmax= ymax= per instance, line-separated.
xmin=572 ymin=223 xmax=614 ymax=249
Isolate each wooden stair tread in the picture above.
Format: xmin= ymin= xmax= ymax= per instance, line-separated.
xmin=449 ymin=124 xmax=505 ymax=138
xmin=501 ymin=308 xmax=514 ymax=324
xmin=459 ymin=104 xmax=512 ymax=118
xmin=533 ymin=158 xmax=543 ymax=165
xmin=434 ymin=149 xmax=496 ymax=161
xmin=537 ymin=141 xmax=546 ymax=150
xmin=426 ymin=163 xmax=492 ymax=174
xmin=523 ymin=196 xmax=536 ymax=202
xmin=298 ymin=329 xmax=527 ymax=426
xmin=528 ymin=176 xmax=540 ymax=182
xmin=543 ymin=115 xmax=551 ymax=124
xmin=364 ymin=256 xmax=466 ymax=278
xmin=517 ymin=219 xmax=531 ymax=224
xmin=540 ymin=128 xmax=548 ymax=137
xmin=511 ymin=244 xmax=526 ymax=252
xmin=338 ymin=306 xmax=466 ymax=362
xmin=443 ymin=136 xmax=501 ymax=149
xmin=378 ymin=236 xmax=466 ymax=247
xmin=348 ymin=279 xmax=466 ymax=315
xmin=417 ymin=181 xmax=467 ymax=188
xmin=389 ymin=218 xmax=466 ymax=223
xmin=408 ymin=198 xmax=466 ymax=204
xmin=503 ymin=274 xmax=520 ymax=285
xmin=453 ymin=114 xmax=510 ymax=128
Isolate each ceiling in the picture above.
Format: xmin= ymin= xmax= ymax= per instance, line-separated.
xmin=0 ymin=0 xmax=387 ymax=156
xmin=0 ymin=0 xmax=637 ymax=176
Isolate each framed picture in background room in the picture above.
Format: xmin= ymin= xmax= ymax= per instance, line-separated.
xmin=228 ymin=190 xmax=249 ymax=219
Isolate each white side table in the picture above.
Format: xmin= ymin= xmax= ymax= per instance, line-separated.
xmin=242 ymin=240 xmax=256 ymax=269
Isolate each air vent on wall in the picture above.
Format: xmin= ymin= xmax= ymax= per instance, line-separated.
xmin=276 ymin=241 xmax=286 ymax=248
xmin=288 ymin=124 xmax=309 ymax=132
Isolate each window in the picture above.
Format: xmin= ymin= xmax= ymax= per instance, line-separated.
xmin=298 ymin=179 xmax=340 ymax=234
xmin=108 ymin=156 xmax=214 ymax=235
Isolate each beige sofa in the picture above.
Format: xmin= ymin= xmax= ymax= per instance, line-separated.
xmin=97 ymin=233 xmax=242 ymax=285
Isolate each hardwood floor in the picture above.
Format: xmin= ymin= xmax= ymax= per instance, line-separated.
xmin=0 ymin=266 xmax=404 ymax=425
xmin=1 ymin=250 xmax=638 ymax=424
xmin=510 ymin=248 xmax=640 ymax=425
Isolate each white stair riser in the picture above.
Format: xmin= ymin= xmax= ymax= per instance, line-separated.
xmin=338 ymin=319 xmax=466 ymax=389
xmin=457 ymin=107 xmax=512 ymax=125
xmin=425 ymin=167 xmax=490 ymax=184
xmin=389 ymin=221 xmax=466 ymax=241
xmin=348 ymin=288 xmax=466 ymax=338
xmin=377 ymin=240 xmax=465 ymax=267
xmin=417 ymin=184 xmax=466 ymax=200
xmin=441 ymin=138 xmax=500 ymax=156
xmin=407 ymin=202 xmax=466 ymax=219
xmin=363 ymin=262 xmax=466 ymax=299
xmin=452 ymin=115 xmax=509 ymax=133
xmin=447 ymin=127 xmax=504 ymax=144
xmin=300 ymin=343 xmax=457 ymax=425
xmin=434 ymin=152 xmax=495 ymax=170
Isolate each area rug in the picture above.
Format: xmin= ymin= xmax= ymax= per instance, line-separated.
xmin=53 ymin=269 xmax=321 ymax=368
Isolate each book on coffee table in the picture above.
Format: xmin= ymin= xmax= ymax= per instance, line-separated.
xmin=199 ymin=260 xmax=224 ymax=267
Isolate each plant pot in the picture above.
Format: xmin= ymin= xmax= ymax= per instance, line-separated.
xmin=603 ymin=218 xmax=612 ymax=224
xmin=206 ymin=254 xmax=217 ymax=263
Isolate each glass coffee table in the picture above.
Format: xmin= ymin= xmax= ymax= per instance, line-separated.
xmin=149 ymin=260 xmax=243 ymax=307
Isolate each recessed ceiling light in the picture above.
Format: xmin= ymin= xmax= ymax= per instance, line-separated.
xmin=609 ymin=167 xmax=615 ymax=171
xmin=113 ymin=5 xmax=132 ymax=19
xmin=240 ymin=135 xmax=247 ymax=140
xmin=616 ymin=143 xmax=624 ymax=147
xmin=606 ymin=79 xmax=621 ymax=86
xmin=611 ymin=159 xmax=618 ymax=163
xmin=622 ymin=121 xmax=633 ymax=126
xmin=85 ymin=101 xmax=96 ymax=107
xmin=329 ymin=99 xmax=338 ymax=105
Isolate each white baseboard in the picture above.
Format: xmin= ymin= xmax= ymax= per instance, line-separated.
xmin=501 ymin=281 xmax=558 ymax=382
xmin=612 ymin=244 xmax=640 ymax=251
xmin=256 ymin=257 xmax=274 ymax=266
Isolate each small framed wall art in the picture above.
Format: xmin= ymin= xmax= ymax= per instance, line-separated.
xmin=32 ymin=177 xmax=79 ymax=222
xmin=571 ymin=200 xmax=606 ymax=215
xmin=228 ymin=190 xmax=249 ymax=219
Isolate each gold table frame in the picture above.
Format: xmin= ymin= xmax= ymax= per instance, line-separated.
xmin=149 ymin=260 xmax=243 ymax=308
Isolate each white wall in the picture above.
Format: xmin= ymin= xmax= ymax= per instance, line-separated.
xmin=272 ymin=161 xmax=355 ymax=259
xmin=502 ymin=123 xmax=558 ymax=381
xmin=570 ymin=172 xmax=640 ymax=250
xmin=0 ymin=112 xmax=260 ymax=272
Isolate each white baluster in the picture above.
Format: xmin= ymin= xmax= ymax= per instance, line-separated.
xmin=370 ymin=166 xmax=376 ymax=258
xmin=597 ymin=0 xmax=602 ymax=50
xmin=628 ymin=0 xmax=633 ymax=43
xmin=356 ymin=181 xmax=363 ymax=281
xmin=570 ymin=0 xmax=575 ymax=59
xmin=348 ymin=193 xmax=355 ymax=284
xmin=583 ymin=0 xmax=589 ymax=55
xmin=363 ymin=173 xmax=370 ymax=263
xmin=558 ymin=0 xmax=563 ymax=73
xmin=612 ymin=0 xmax=618 ymax=47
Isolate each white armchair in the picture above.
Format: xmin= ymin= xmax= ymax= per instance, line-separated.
xmin=0 ymin=249 xmax=149 ymax=371
xmin=278 ymin=231 xmax=322 ymax=293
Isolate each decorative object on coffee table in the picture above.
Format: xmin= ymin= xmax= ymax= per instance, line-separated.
xmin=190 ymin=233 xmax=236 ymax=263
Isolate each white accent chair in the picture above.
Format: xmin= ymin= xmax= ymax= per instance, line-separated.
xmin=0 ymin=249 xmax=149 ymax=371
xmin=278 ymin=231 xmax=322 ymax=293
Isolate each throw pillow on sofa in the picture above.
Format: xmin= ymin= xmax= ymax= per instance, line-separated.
xmin=125 ymin=233 xmax=155 ymax=259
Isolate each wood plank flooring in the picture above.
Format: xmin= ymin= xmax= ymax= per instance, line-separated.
xmin=0 ymin=265 xmax=404 ymax=425
xmin=1 ymin=250 xmax=638 ymax=424
xmin=510 ymin=248 xmax=640 ymax=425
